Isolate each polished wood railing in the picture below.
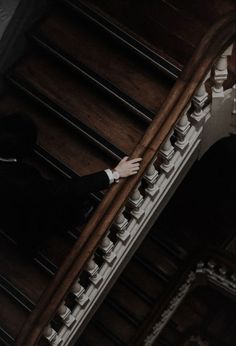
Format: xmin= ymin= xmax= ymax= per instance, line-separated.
xmin=16 ymin=10 xmax=236 ymax=346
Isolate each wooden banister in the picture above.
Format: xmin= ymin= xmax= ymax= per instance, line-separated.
xmin=16 ymin=11 xmax=236 ymax=346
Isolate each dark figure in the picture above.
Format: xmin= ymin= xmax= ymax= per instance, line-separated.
xmin=0 ymin=113 xmax=141 ymax=256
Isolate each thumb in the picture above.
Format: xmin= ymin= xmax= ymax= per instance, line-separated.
xmin=121 ymin=156 xmax=129 ymax=162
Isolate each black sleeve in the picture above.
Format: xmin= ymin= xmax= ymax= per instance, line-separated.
xmin=55 ymin=170 xmax=110 ymax=200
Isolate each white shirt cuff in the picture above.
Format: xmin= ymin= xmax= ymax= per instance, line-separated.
xmin=104 ymin=169 xmax=114 ymax=184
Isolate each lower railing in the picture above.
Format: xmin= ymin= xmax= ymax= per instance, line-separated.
xmin=141 ymin=249 xmax=236 ymax=346
xmin=16 ymin=11 xmax=236 ymax=346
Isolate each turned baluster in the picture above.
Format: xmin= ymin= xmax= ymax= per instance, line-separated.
xmin=85 ymin=256 xmax=103 ymax=287
xmin=128 ymin=182 xmax=145 ymax=222
xmin=99 ymin=233 xmax=116 ymax=265
xmin=144 ymin=157 xmax=160 ymax=199
xmin=58 ymin=301 xmax=76 ymax=328
xmin=43 ymin=325 xmax=62 ymax=346
xmin=113 ymin=207 xmax=130 ymax=243
xmin=159 ymin=131 xmax=175 ymax=176
xmin=191 ymin=76 xmax=209 ymax=123
xmin=212 ymin=45 xmax=233 ymax=98
xmin=71 ymin=281 xmax=89 ymax=307
xmin=175 ymin=103 xmax=191 ymax=152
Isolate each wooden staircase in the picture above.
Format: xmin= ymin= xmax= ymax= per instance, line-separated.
xmin=77 ymin=135 xmax=236 ymax=345
xmin=0 ymin=0 xmax=235 ymax=345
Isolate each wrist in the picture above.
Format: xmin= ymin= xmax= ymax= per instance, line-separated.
xmin=112 ymin=169 xmax=120 ymax=183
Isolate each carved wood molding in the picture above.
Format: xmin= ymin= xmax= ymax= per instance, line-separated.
xmin=143 ymin=252 xmax=236 ymax=346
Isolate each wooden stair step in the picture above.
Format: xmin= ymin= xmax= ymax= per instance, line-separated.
xmin=61 ymin=0 xmax=181 ymax=79
xmin=9 ymin=73 xmax=124 ymax=161
xmin=78 ymin=321 xmax=122 ymax=346
xmin=0 ymin=235 xmax=50 ymax=305
xmin=164 ymin=0 xmax=236 ymax=24
xmin=121 ymin=258 xmax=165 ymax=301
xmin=79 ymin=0 xmax=207 ymax=66
xmin=39 ymin=233 xmax=75 ymax=269
xmin=0 ymin=286 xmax=29 ymax=342
xmin=92 ymin=301 xmax=137 ymax=344
xmin=10 ymin=51 xmax=146 ymax=157
xmin=136 ymin=236 xmax=179 ymax=278
xmin=0 ymin=92 xmax=115 ymax=175
xmin=30 ymin=32 xmax=154 ymax=124
xmin=107 ymin=279 xmax=152 ymax=323
xmin=34 ymin=6 xmax=174 ymax=113
xmin=156 ymin=321 xmax=181 ymax=345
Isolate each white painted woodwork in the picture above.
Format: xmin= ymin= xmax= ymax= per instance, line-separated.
xmin=100 ymin=234 xmax=117 ymax=265
xmin=58 ymin=302 xmax=76 ymax=328
xmin=175 ymin=104 xmax=191 ymax=152
xmin=159 ymin=131 xmax=175 ymax=176
xmin=43 ymin=325 xmax=62 ymax=346
xmin=128 ymin=182 xmax=145 ymax=222
xmin=212 ymin=44 xmax=233 ymax=98
xmin=144 ymin=157 xmax=160 ymax=199
xmin=113 ymin=208 xmax=130 ymax=243
xmin=85 ymin=257 xmax=103 ymax=287
xmin=71 ymin=282 xmax=90 ymax=307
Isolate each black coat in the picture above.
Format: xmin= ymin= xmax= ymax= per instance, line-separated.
xmin=0 ymin=160 xmax=110 ymax=251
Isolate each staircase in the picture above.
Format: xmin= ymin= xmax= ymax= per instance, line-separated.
xmin=0 ymin=1 xmax=235 ymax=345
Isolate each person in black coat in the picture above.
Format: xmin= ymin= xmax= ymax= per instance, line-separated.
xmin=0 ymin=113 xmax=141 ymax=255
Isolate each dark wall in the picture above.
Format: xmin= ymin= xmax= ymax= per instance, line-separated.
xmin=0 ymin=0 xmax=50 ymax=92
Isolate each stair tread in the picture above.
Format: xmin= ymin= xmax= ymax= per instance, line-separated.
xmin=13 ymin=51 xmax=147 ymax=156
xmin=164 ymin=0 xmax=236 ymax=23
xmin=0 ymin=92 xmax=115 ymax=175
xmin=36 ymin=6 xmax=173 ymax=113
xmin=93 ymin=301 xmax=137 ymax=344
xmin=0 ymin=235 xmax=49 ymax=305
xmin=81 ymin=0 xmax=207 ymax=65
xmin=0 ymin=287 xmax=29 ymax=340
xmin=78 ymin=322 xmax=120 ymax=346
xmin=121 ymin=259 xmax=165 ymax=301
xmin=40 ymin=232 xmax=75 ymax=269
xmin=136 ymin=236 xmax=178 ymax=277
xmin=108 ymin=280 xmax=151 ymax=322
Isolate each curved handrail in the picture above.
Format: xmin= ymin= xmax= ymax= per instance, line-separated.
xmin=16 ymin=10 xmax=236 ymax=346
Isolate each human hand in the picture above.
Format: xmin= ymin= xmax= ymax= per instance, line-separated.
xmin=114 ymin=156 xmax=142 ymax=178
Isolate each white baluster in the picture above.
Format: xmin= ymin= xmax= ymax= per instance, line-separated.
xmin=175 ymin=103 xmax=191 ymax=152
xmin=58 ymin=302 xmax=76 ymax=328
xmin=113 ymin=208 xmax=130 ymax=243
xmin=212 ymin=44 xmax=233 ymax=98
xmin=43 ymin=325 xmax=62 ymax=346
xmin=86 ymin=256 xmax=103 ymax=287
xmin=230 ymin=84 xmax=236 ymax=134
xmin=128 ymin=182 xmax=145 ymax=222
xmin=144 ymin=157 xmax=160 ymax=199
xmin=159 ymin=131 xmax=175 ymax=176
xmin=71 ymin=282 xmax=89 ymax=307
xmin=100 ymin=233 xmax=116 ymax=265
xmin=191 ymin=78 xmax=209 ymax=123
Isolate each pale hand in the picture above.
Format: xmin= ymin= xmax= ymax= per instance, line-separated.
xmin=114 ymin=156 xmax=142 ymax=178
